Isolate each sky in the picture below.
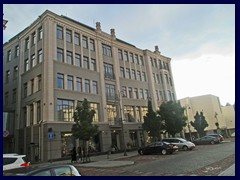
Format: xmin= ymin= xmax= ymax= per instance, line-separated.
xmin=3 ymin=4 xmax=235 ymax=106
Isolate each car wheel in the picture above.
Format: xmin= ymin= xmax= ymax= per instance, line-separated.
xmin=138 ymin=150 xmax=143 ymax=155
xmin=210 ymin=141 xmax=215 ymax=145
xmin=161 ymin=149 xmax=167 ymax=155
xmin=183 ymin=146 xmax=188 ymax=151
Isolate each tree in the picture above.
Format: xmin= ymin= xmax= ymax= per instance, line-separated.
xmin=190 ymin=111 xmax=208 ymax=138
xmin=142 ymin=100 xmax=162 ymax=142
xmin=72 ymin=98 xmax=98 ymax=162
xmin=158 ymin=101 xmax=187 ymax=137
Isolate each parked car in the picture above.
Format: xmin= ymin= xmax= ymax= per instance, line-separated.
xmin=138 ymin=141 xmax=178 ymax=155
xmin=3 ymin=154 xmax=30 ymax=171
xmin=23 ymin=164 xmax=81 ymax=176
xmin=207 ymin=134 xmax=224 ymax=142
xmin=192 ymin=136 xmax=220 ymax=145
xmin=162 ymin=138 xmax=195 ymax=150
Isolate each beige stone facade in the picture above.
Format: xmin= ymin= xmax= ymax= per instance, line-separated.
xmin=179 ymin=95 xmax=235 ymax=140
xmin=3 ymin=10 xmax=176 ymax=161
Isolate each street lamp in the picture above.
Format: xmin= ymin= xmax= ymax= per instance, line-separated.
xmin=185 ymin=106 xmax=192 ymax=141
xmin=3 ymin=14 xmax=8 ymax=30
xmin=116 ymin=91 xmax=127 ymax=156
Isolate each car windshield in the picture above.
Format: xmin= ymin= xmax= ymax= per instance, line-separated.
xmin=178 ymin=138 xmax=187 ymax=142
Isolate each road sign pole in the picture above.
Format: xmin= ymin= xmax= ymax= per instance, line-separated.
xmin=50 ymin=138 xmax=52 ymax=163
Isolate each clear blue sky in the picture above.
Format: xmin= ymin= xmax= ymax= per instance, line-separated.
xmin=3 ymin=4 xmax=235 ymax=106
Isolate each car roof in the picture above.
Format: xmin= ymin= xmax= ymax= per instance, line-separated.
xmin=26 ymin=164 xmax=75 ymax=174
xmin=3 ymin=154 xmax=26 ymax=157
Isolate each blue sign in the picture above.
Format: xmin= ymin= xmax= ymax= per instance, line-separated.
xmin=48 ymin=132 xmax=55 ymax=139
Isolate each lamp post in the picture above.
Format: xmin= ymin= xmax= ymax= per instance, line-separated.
xmin=185 ymin=106 xmax=192 ymax=141
xmin=3 ymin=14 xmax=8 ymax=30
xmin=116 ymin=91 xmax=127 ymax=156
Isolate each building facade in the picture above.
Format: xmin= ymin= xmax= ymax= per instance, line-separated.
xmin=3 ymin=10 xmax=176 ymax=161
xmin=179 ymin=95 xmax=235 ymax=140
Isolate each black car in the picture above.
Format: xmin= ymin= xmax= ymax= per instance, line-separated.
xmin=138 ymin=141 xmax=178 ymax=155
xmin=192 ymin=136 xmax=220 ymax=145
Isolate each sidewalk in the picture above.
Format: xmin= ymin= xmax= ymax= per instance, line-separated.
xmin=218 ymin=164 xmax=235 ymax=176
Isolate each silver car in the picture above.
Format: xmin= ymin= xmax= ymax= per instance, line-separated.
xmin=162 ymin=138 xmax=195 ymax=150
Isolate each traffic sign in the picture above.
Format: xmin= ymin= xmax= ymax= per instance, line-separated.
xmin=3 ymin=130 xmax=9 ymax=137
xmin=48 ymin=132 xmax=55 ymax=139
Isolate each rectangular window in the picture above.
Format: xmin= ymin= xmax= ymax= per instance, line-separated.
xmin=137 ymin=71 xmax=141 ymax=81
xmin=67 ymin=75 xmax=73 ymax=90
xmin=82 ymin=36 xmax=88 ymax=48
xmin=24 ymin=59 xmax=29 ymax=72
xmin=90 ymin=39 xmax=95 ymax=51
xmin=24 ymin=83 xmax=28 ymax=98
xmin=85 ymin=79 xmax=90 ymax=93
xmin=57 ymin=48 xmax=64 ymax=62
xmin=140 ymin=56 xmax=144 ymax=66
xmin=165 ymin=74 xmax=169 ymax=84
xmin=122 ymin=86 xmax=127 ymax=97
xmin=118 ymin=49 xmax=123 ymax=61
xmin=159 ymin=60 xmax=162 ymax=69
xmin=156 ymin=90 xmax=159 ymax=100
xmin=142 ymin=72 xmax=146 ymax=81
xmin=134 ymin=88 xmax=138 ymax=99
xmin=12 ymin=89 xmax=17 ymax=103
xmin=90 ymin=103 xmax=99 ymax=122
xmin=74 ymin=32 xmax=80 ymax=45
xmin=31 ymin=32 xmax=36 ymax=46
xmin=76 ymin=77 xmax=82 ymax=92
xmin=15 ymin=46 xmax=19 ymax=58
xmin=154 ymin=59 xmax=158 ymax=68
xmin=92 ymin=81 xmax=98 ymax=94
xmin=129 ymin=53 xmax=134 ymax=63
xmin=139 ymin=89 xmax=144 ymax=99
xmin=126 ymin=68 xmax=130 ymax=79
xmin=38 ymin=75 xmax=42 ymax=91
xmin=38 ymin=49 xmax=43 ymax=63
xmin=38 ymin=26 xmax=43 ymax=40
xmin=159 ymin=91 xmax=163 ymax=101
xmin=128 ymin=87 xmax=133 ymax=98
xmin=153 ymin=73 xmax=156 ymax=83
xmin=134 ymin=54 xmax=139 ymax=64
xmin=31 ymin=54 xmax=36 ymax=68
xmin=120 ymin=67 xmax=125 ymax=78
xmin=57 ymin=99 xmax=74 ymax=121
xmin=7 ymin=50 xmax=11 ymax=62
xmin=57 ymin=73 xmax=64 ymax=89
xmin=13 ymin=66 xmax=18 ymax=79
xmin=104 ymin=63 xmax=114 ymax=79
xmin=169 ymin=77 xmax=173 ymax=86
xmin=66 ymin=51 xmax=73 ymax=65
xmin=156 ymin=74 xmax=160 ymax=84
xmin=124 ymin=51 xmax=128 ymax=62
xmin=131 ymin=69 xmax=136 ymax=80
xmin=102 ymin=44 xmax=112 ymax=57
xmin=57 ymin=25 xmax=63 ymax=40
xmin=31 ymin=79 xmax=34 ymax=94
xmin=25 ymin=37 xmax=29 ymax=51
xmin=83 ymin=56 xmax=89 ymax=69
xmin=75 ymin=54 xmax=81 ymax=67
xmin=145 ymin=89 xmax=149 ymax=99
xmin=66 ymin=29 xmax=72 ymax=43
xmin=150 ymin=58 xmax=154 ymax=67
xmin=5 ymin=70 xmax=10 ymax=83
xmin=30 ymin=104 xmax=34 ymax=125
xmin=37 ymin=101 xmax=41 ymax=123
xmin=105 ymin=84 xmax=115 ymax=100
xmin=91 ymin=58 xmax=96 ymax=71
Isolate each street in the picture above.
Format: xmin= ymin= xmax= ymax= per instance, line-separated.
xmin=78 ymin=141 xmax=235 ymax=176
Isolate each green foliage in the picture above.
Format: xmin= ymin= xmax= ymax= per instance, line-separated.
xmin=158 ymin=101 xmax=187 ymax=137
xmin=190 ymin=111 xmax=208 ymax=137
xmin=142 ymin=100 xmax=162 ymax=142
xmin=72 ymin=98 xmax=98 ymax=142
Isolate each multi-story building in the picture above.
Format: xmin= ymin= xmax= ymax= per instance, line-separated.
xmin=179 ymin=95 xmax=235 ymax=140
xmin=3 ymin=10 xmax=176 ymax=161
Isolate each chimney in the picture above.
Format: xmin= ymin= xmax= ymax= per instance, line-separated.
xmin=154 ymin=45 xmax=161 ymax=54
xmin=96 ymin=22 xmax=101 ymax=32
xmin=110 ymin=28 xmax=116 ymax=39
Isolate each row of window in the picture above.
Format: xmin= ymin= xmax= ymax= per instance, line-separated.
xmin=24 ymin=49 xmax=43 ymax=72
xmin=121 ymin=86 xmax=149 ymax=100
xmin=23 ymin=75 xmax=42 ymax=98
xmin=155 ymin=90 xmax=175 ymax=102
xmin=5 ymin=66 xmax=18 ymax=83
xmin=4 ymin=89 xmax=17 ymax=106
xmin=120 ymin=67 xmax=147 ymax=81
xmin=25 ymin=26 xmax=43 ymax=51
xmin=56 ymin=48 xmax=97 ymax=71
xmin=150 ymin=57 xmax=170 ymax=70
xmin=57 ymin=25 xmax=95 ymax=51
xmin=153 ymin=73 xmax=173 ymax=86
xmin=57 ymin=73 xmax=98 ymax=94
xmin=6 ymin=45 xmax=19 ymax=62
xmin=57 ymin=99 xmax=99 ymax=122
xmin=22 ymin=101 xmax=41 ymax=127
xmin=118 ymin=49 xmax=144 ymax=66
